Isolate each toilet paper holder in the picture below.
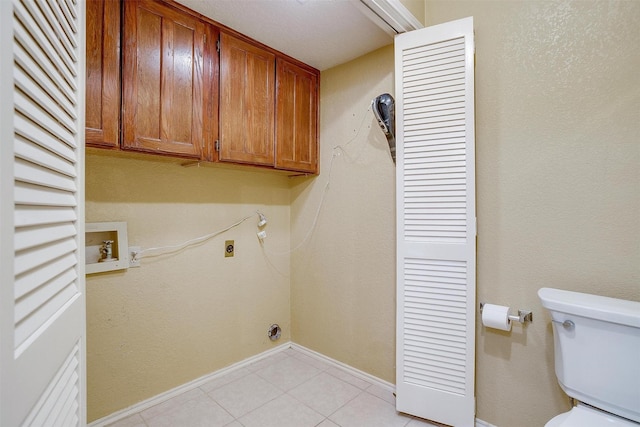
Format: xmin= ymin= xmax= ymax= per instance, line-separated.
xmin=480 ymin=303 xmax=533 ymax=324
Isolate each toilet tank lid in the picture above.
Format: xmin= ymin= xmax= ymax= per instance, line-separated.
xmin=538 ymin=288 xmax=640 ymax=328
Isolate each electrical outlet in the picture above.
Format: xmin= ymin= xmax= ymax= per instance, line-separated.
xmin=225 ymin=240 xmax=234 ymax=257
xmin=129 ymin=246 xmax=141 ymax=267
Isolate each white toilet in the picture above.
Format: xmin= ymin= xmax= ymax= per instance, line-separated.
xmin=538 ymin=287 xmax=640 ymax=427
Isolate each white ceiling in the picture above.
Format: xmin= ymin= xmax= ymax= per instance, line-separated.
xmin=177 ymin=0 xmax=396 ymax=71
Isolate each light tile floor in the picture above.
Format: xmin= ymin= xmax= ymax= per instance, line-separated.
xmin=106 ymin=347 xmax=438 ymax=427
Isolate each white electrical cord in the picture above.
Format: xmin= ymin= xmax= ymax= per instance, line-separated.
xmin=134 ymin=211 xmax=265 ymax=261
xmin=132 ymin=103 xmax=372 ymax=264
xmin=265 ymin=104 xmax=372 ymax=256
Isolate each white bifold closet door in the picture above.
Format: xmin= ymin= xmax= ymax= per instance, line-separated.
xmin=0 ymin=0 xmax=86 ymax=426
xmin=395 ymin=17 xmax=476 ymax=427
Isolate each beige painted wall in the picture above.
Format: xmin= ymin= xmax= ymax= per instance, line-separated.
xmin=290 ymin=44 xmax=397 ymax=382
xmin=292 ymin=1 xmax=640 ymax=426
xmin=85 ymin=153 xmax=292 ymax=421
xmin=400 ymin=0 xmax=426 ymax=26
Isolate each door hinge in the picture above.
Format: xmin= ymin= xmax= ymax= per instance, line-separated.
xmin=215 ymin=140 xmax=220 ymax=152
xmin=216 ymin=39 xmax=220 ymax=53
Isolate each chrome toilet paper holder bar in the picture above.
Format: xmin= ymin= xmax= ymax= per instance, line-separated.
xmin=480 ymin=303 xmax=533 ymax=324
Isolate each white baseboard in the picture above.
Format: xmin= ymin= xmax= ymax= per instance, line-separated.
xmin=89 ymin=341 xmax=495 ymax=427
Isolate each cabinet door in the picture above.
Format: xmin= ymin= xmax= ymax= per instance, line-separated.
xmin=275 ymin=59 xmax=319 ymax=174
xmin=219 ymin=32 xmax=275 ymax=166
xmin=86 ymin=0 xmax=120 ymax=148
xmin=122 ymin=0 xmax=205 ymax=158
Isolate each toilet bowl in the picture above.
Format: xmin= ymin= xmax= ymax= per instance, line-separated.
xmin=538 ymin=288 xmax=640 ymax=427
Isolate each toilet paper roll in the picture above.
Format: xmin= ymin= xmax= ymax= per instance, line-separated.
xmin=482 ymin=304 xmax=512 ymax=331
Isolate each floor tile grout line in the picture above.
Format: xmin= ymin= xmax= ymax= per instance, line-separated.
xmin=275 ymin=349 xmax=376 ymax=427
xmin=282 ymin=377 xmax=332 ymax=421
xmin=324 ymin=371 xmax=374 ymax=393
xmin=244 ymin=391 xmax=328 ymax=426
xmin=286 ymin=369 xmax=368 ymax=419
xmin=231 ymin=391 xmax=283 ymax=424
xmin=208 ymin=375 xmax=286 ymax=421
xmin=323 ymin=386 xmax=369 ymax=424
xmin=236 ymin=349 xmax=337 ymax=427
xmin=201 ymin=392 xmax=238 ymax=426
xmin=240 ymin=351 xmax=330 ymax=424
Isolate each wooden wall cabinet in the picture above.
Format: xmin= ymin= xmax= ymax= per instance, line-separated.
xmin=275 ymin=58 xmax=319 ymax=174
xmin=86 ymin=0 xmax=121 ymax=148
xmin=85 ymin=0 xmax=319 ymax=174
xmin=218 ymin=34 xmax=319 ymax=174
xmin=122 ymin=0 xmax=208 ymax=159
xmin=219 ymin=32 xmax=276 ymax=166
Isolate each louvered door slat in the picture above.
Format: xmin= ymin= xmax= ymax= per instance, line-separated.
xmin=405 ymin=338 xmax=466 ymax=355
xmin=15 ymin=116 xmax=76 ymax=162
xmin=15 ymin=91 xmax=76 ymax=147
xmin=406 ymin=103 xmax=465 ymax=118
xmin=47 ymin=367 xmax=78 ymax=427
xmin=63 ymin=0 xmax=76 ymax=19
xmin=15 ymin=253 xmax=77 ymax=299
xmin=406 ymin=149 xmax=466 ymax=160
xmin=15 ymin=223 xmax=77 ymax=251
xmin=42 ymin=0 xmax=77 ymax=49
xmin=407 ymin=113 xmax=466 ymax=129
xmin=13 ymin=24 xmax=75 ymax=104
xmin=24 ymin=345 xmax=81 ymax=426
xmin=13 ymin=3 xmax=76 ymax=91
xmin=405 ymin=336 xmax=466 ymax=354
xmin=15 ymin=282 xmax=79 ymax=353
xmin=14 ymin=45 xmax=75 ymax=119
xmin=36 ymin=0 xmax=77 ymax=59
xmin=407 ymin=112 xmax=467 ymax=125
xmin=57 ymin=0 xmax=76 ymax=33
xmin=405 ymin=286 xmax=465 ymax=300
xmin=404 ymin=57 xmax=465 ymax=76
xmin=15 ymin=206 xmax=77 ymax=227
xmin=404 ymin=37 xmax=465 ymax=58
xmin=396 ymin=17 xmax=475 ymax=427
xmin=55 ymin=379 xmax=79 ymax=427
xmin=15 ymin=159 xmax=76 ymax=192
xmin=16 ymin=1 xmax=76 ymax=82
xmin=15 ymin=182 xmax=77 ymax=207
xmin=405 ymin=70 xmax=466 ymax=87
xmin=0 ymin=0 xmax=84 ymax=424
xmin=14 ymin=237 xmax=77 ymax=276
xmin=15 ymin=137 xmax=76 ymax=177
xmin=13 ymin=73 xmax=75 ymax=132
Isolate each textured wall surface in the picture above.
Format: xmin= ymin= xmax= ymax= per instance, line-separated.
xmin=290 ymin=45 xmax=398 ymax=383
xmin=85 ymin=153 xmax=291 ymax=421
xmin=400 ymin=0 xmax=426 ymax=26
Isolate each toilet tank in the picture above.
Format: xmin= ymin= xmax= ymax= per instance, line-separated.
xmin=538 ymin=288 xmax=640 ymax=423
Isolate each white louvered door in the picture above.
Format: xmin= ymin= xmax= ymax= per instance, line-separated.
xmin=395 ymin=17 xmax=476 ymax=427
xmin=0 ymin=0 xmax=86 ymax=426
